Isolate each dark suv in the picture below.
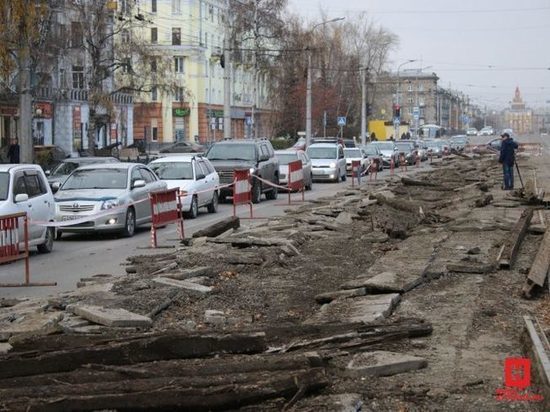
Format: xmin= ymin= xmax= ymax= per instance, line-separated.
xmin=206 ymin=139 xmax=279 ymax=203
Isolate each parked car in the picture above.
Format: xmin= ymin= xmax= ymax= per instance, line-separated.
xmin=306 ymin=143 xmax=346 ymax=183
xmin=424 ymin=139 xmax=443 ymax=158
xmin=394 ymin=141 xmax=416 ymax=164
xmin=148 ymin=155 xmax=219 ymax=218
xmin=478 ymin=126 xmax=495 ymax=136
xmin=54 ymin=163 xmax=167 ymax=238
xmin=275 ymin=150 xmax=313 ymax=191
xmin=466 ymin=127 xmax=478 ymax=136
xmin=473 ymin=137 xmax=502 ymax=154
xmin=362 ymin=144 xmax=384 ymax=172
xmin=0 ymin=164 xmax=55 ymax=253
xmin=448 ymin=135 xmax=469 ymax=152
xmin=369 ymin=141 xmax=399 ymax=168
xmin=342 ymin=139 xmax=357 ymax=148
xmin=205 ymin=139 xmax=279 ymax=204
xmin=343 ymin=147 xmax=368 ymax=176
xmin=46 ymin=157 xmax=120 ymax=187
xmin=292 ymin=137 xmax=306 ymax=151
xmin=159 ymin=141 xmax=205 ymax=154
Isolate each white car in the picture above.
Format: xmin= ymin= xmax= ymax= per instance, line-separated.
xmin=343 ymin=147 xmax=369 ymax=176
xmin=306 ymin=143 xmax=347 ymax=183
xmin=275 ymin=149 xmax=313 ymax=191
xmin=149 ymin=155 xmax=219 ymax=218
xmin=0 ymin=164 xmax=55 ymax=253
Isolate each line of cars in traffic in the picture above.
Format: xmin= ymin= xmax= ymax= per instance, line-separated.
xmin=0 ymin=135 xmax=466 ymax=256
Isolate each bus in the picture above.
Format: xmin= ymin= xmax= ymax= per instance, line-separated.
xmin=418 ymin=124 xmax=442 ymax=139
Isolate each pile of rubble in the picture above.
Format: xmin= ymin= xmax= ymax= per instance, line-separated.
xmin=0 ymin=152 xmax=548 ymax=411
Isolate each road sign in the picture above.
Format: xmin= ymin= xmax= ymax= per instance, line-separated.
xmin=413 ymin=106 xmax=419 ymax=115
xmin=413 ymin=114 xmax=419 ymax=120
xmin=337 ymin=116 xmax=346 ymax=126
xmin=393 ymin=117 xmax=400 ymax=126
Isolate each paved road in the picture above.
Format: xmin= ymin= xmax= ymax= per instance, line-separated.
xmin=0 ymin=168 xmax=395 ymax=298
xmin=3 ymin=134 xmax=547 ymax=299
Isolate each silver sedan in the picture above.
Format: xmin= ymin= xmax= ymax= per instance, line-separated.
xmin=54 ymin=163 xmax=167 ymax=238
xmin=275 ymin=150 xmax=313 ymax=190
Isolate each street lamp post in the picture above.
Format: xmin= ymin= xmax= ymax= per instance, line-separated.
xmin=394 ymin=59 xmax=417 ymax=141
xmin=414 ymin=65 xmax=432 ymax=138
xmin=305 ymin=17 xmax=344 ymax=149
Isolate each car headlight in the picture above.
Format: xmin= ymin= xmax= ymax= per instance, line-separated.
xmin=101 ymin=199 xmax=120 ymax=210
xmin=329 ymin=162 xmax=336 ymax=168
xmin=249 ymin=167 xmax=256 ymax=174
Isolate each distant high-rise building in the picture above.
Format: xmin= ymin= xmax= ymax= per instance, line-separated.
xmin=504 ymin=87 xmax=532 ymax=134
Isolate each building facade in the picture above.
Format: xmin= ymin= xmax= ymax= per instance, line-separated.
xmin=503 ymin=87 xmax=532 ymax=135
xmin=132 ymin=0 xmax=272 ymax=146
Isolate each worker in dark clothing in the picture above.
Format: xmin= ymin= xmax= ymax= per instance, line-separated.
xmin=7 ymin=137 xmax=20 ymax=164
xmin=498 ymin=132 xmax=518 ymax=190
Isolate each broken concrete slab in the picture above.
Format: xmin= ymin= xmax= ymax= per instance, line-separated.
xmin=153 ymin=277 xmax=213 ymax=293
xmin=335 ymin=211 xmax=354 ymax=225
xmin=346 ymin=350 xmax=428 ymax=377
xmin=67 ymin=305 xmax=152 ymax=328
xmin=302 ymin=393 xmax=363 ymax=412
xmin=59 ymin=315 xmax=91 ymax=333
xmin=305 ymin=294 xmax=400 ymax=325
xmin=164 ymin=266 xmax=214 ymax=281
xmin=315 ymin=287 xmax=367 ymax=304
xmin=0 ymin=343 xmax=12 ymax=355
xmin=1 ymin=312 xmax=63 ymax=338
xmin=361 ymin=271 xmax=424 ymax=294
xmin=204 ymin=310 xmax=226 ymax=326
xmin=446 ymin=262 xmax=494 ymax=274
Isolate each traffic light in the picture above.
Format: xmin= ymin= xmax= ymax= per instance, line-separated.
xmin=393 ymin=104 xmax=401 ymax=118
xmin=366 ymin=103 xmax=373 ymax=116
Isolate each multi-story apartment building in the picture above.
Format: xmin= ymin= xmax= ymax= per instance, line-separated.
xmin=1 ymin=0 xmax=134 ymax=157
xmin=132 ymin=0 xmax=271 ymax=146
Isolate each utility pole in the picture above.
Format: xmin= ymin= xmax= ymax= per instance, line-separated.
xmin=223 ymin=1 xmax=232 ymax=139
xmin=250 ymin=0 xmax=258 ymax=138
xmin=360 ymin=67 xmax=367 ymax=146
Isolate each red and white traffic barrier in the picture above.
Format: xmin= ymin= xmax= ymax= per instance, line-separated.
xmin=233 ymin=169 xmax=253 ymax=218
xmin=368 ymin=160 xmax=378 ymax=182
xmin=390 ymin=158 xmax=395 ymax=175
xmin=286 ymin=160 xmax=305 ymax=204
xmin=149 ymin=188 xmax=184 ymax=248
xmin=351 ymin=160 xmax=362 ymax=187
xmin=0 ymin=212 xmax=56 ymax=287
xmin=400 ymin=154 xmax=407 ymax=173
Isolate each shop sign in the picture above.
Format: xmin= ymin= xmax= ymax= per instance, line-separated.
xmin=173 ymin=107 xmax=190 ymax=117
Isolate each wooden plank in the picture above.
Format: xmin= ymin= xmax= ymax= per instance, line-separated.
xmin=0 ymin=368 xmax=328 ymax=412
xmin=0 ymin=332 xmax=266 ymax=379
xmin=498 ymin=208 xmax=534 ymax=269
xmin=526 ymin=228 xmax=550 ymax=287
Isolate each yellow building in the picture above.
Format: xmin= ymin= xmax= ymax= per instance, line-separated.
xmin=504 ymin=87 xmax=532 ymax=135
xmin=131 ymin=0 xmax=270 ymax=145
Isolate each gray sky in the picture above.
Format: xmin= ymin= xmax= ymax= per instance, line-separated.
xmin=287 ymin=0 xmax=550 ymax=111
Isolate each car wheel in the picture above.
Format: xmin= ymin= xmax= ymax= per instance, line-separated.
xmin=207 ymin=191 xmax=218 ymax=213
xmin=37 ymin=227 xmax=54 ymax=254
xmin=251 ymin=181 xmax=262 ymax=204
xmin=219 ymin=193 xmax=227 ymax=203
xmin=265 ymin=177 xmax=278 ymax=200
xmin=122 ymin=207 xmax=136 ymax=237
xmin=305 ymin=175 xmax=313 ymax=191
xmin=341 ymin=171 xmax=347 ymax=182
xmin=188 ymin=195 xmax=199 ymax=219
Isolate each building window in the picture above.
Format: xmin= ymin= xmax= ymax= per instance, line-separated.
xmin=151 ymin=0 xmax=157 ymax=13
xmin=418 ymin=83 xmax=424 ymax=92
xmin=408 ymin=97 xmax=413 ymax=104
xmin=174 ymin=56 xmax=184 ymax=73
xmin=151 ymin=86 xmax=158 ymax=101
xmin=70 ymin=22 xmax=83 ymax=48
xmin=151 ymin=27 xmax=158 ymax=44
xmin=151 ymin=127 xmax=158 ymax=141
xmin=121 ymin=29 xmax=130 ymax=43
xmin=72 ymin=65 xmax=84 ymax=89
xmin=122 ymin=57 xmax=132 ymax=73
xmin=120 ymin=0 xmax=130 ymax=14
xmin=204 ymin=32 xmax=208 ymax=48
xmin=151 ymin=58 xmax=157 ymax=73
xmin=172 ymin=28 xmax=181 ymax=45
xmin=174 ymin=87 xmax=184 ymax=101
xmin=172 ymin=0 xmax=181 ymax=14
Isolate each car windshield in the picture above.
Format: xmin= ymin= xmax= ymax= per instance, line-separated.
xmin=344 ymin=149 xmax=362 ymax=158
xmin=61 ymin=168 xmax=128 ymax=190
xmin=307 ymin=147 xmax=336 ymax=159
xmin=149 ymin=162 xmax=194 ymax=180
xmin=207 ymin=143 xmax=256 ymax=161
xmin=373 ymin=142 xmax=394 ymax=150
xmin=0 ymin=172 xmax=8 ymax=201
xmin=50 ymin=162 xmax=80 ymax=177
xmin=395 ymin=143 xmax=412 ymax=150
xmin=363 ymin=147 xmax=378 ymax=156
xmin=276 ymin=153 xmax=298 ymax=165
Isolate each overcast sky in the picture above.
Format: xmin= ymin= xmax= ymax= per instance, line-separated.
xmin=287 ymin=0 xmax=550 ymax=111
